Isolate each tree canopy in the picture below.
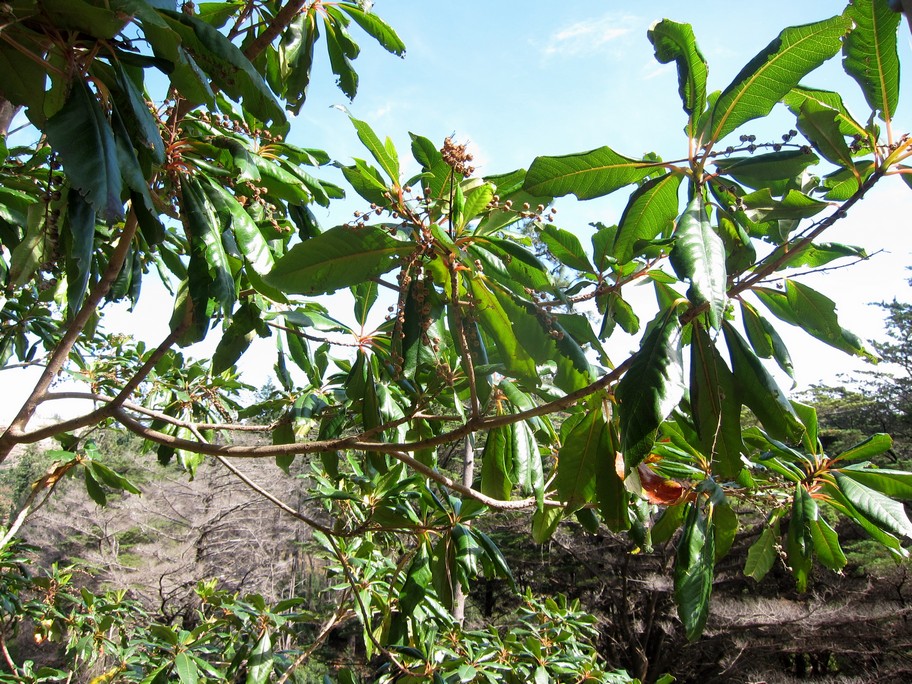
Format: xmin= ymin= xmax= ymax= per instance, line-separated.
xmin=1 ymin=0 xmax=912 ymax=682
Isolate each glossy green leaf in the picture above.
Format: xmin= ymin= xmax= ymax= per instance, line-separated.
xmin=246 ymin=630 xmax=273 ymax=684
xmin=712 ymin=149 xmax=818 ymax=189
xmin=745 ymin=524 xmax=777 ymax=582
xmin=843 ymin=0 xmax=901 ymax=122
xmin=648 ymin=19 xmax=707 ymax=137
xmin=174 ymin=652 xmax=198 ymax=684
xmin=795 ymin=99 xmax=856 ymax=168
xmin=200 ymin=178 xmax=274 ymax=275
xmin=674 ymin=503 xmax=714 ymax=641
xmin=480 ymin=425 xmax=512 ymax=500
xmin=617 ymin=313 xmax=685 ymax=469
xmin=524 ymin=146 xmax=655 ymax=200
xmin=820 ymin=162 xmax=876 ymax=200
xmin=280 ymin=9 xmax=319 ymax=114
xmin=755 ymin=280 xmax=877 ymax=361
xmin=835 ymin=472 xmax=912 ymax=540
xmin=787 ymin=485 xmax=815 ymax=591
xmin=741 ymin=188 xmax=828 ymax=221
xmin=670 ymin=194 xmax=726 ymax=329
xmin=349 ymin=114 xmax=399 ymax=183
xmin=472 ymin=528 xmax=515 ymax=588
xmin=823 ymin=481 xmax=907 ymax=557
xmin=468 ymin=278 xmax=538 ymax=382
xmin=112 ymin=60 xmax=166 ymax=164
xmin=810 ymin=515 xmax=846 ymax=572
xmin=834 ymin=433 xmax=893 ymax=463
xmin=554 ymin=408 xmax=605 ymax=512
xmin=690 ymin=325 xmax=743 ymax=478
xmin=709 ymin=15 xmax=851 ymax=142
xmin=84 ymin=469 xmax=107 ymax=507
xmin=838 ymin=465 xmax=912 ymax=500
xmin=63 ymin=191 xmax=96 ymax=319
xmin=265 ymin=225 xmax=412 ymax=295
xmin=323 ymin=16 xmax=358 ymax=100
xmin=712 ymin=503 xmax=738 ymax=561
xmin=539 ymin=225 xmax=594 ymax=272
xmin=46 ymin=81 xmax=123 ymax=221
xmin=783 ymin=86 xmax=868 ymax=139
xmin=723 ymin=323 xmax=804 ymax=442
xmin=739 ymin=299 xmax=794 ymax=376
xmin=160 ymin=10 xmax=284 ymax=125
xmin=613 ymin=173 xmax=682 ymax=264
xmin=181 ymin=176 xmax=236 ymax=315
xmin=336 ymin=3 xmax=406 ymax=56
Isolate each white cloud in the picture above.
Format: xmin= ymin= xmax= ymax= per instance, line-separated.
xmin=543 ymin=13 xmax=637 ymax=58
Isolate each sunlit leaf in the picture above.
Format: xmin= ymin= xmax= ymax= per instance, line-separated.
xmin=843 ymin=0 xmax=901 ymax=122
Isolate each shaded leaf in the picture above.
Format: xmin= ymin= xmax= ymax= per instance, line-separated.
xmin=674 ymin=503 xmax=714 ymax=640
xmin=614 ymin=172 xmax=682 ymax=264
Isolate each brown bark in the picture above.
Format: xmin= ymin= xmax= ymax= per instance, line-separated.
xmin=0 ymin=98 xmax=21 ymax=138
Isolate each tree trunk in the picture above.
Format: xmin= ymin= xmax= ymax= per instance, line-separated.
xmin=0 ymin=98 xmax=21 ymax=138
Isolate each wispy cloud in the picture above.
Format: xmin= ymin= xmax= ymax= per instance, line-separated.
xmin=543 ymin=13 xmax=638 ymax=58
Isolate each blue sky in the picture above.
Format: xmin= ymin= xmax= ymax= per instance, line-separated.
xmin=5 ymin=1 xmax=912 ymax=422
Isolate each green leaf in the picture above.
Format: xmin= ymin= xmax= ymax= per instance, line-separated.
xmin=0 ymin=35 xmax=47 ymax=114
xmin=181 ymin=176 xmax=236 ymax=314
xmin=739 ymin=299 xmax=794 ymax=376
xmin=245 ymin=630 xmax=273 ymax=684
xmin=834 ymin=433 xmax=893 ymax=463
xmin=63 ymin=191 xmax=96 ymax=319
xmin=472 ymin=528 xmax=515 ymax=588
xmin=613 ymin=173 xmax=682 ymax=264
xmin=838 ymin=465 xmax=912 ymax=500
xmin=84 ymin=469 xmax=107 ymax=507
xmin=669 ymin=194 xmax=726 ymax=329
xmin=480 ymin=425 xmax=512 ymax=500
xmin=723 ymin=323 xmax=804 ymax=442
xmin=112 ymin=60 xmax=166 ymax=164
xmin=466 ymin=278 xmax=537 ymax=382
xmin=524 ymin=146 xmax=655 ymax=200
xmin=200 ymin=178 xmax=274 ymax=275
xmin=835 ymin=472 xmax=912 ymax=540
xmin=674 ymin=503 xmax=714 ymax=641
xmin=810 ymin=515 xmax=846 ymax=572
xmin=690 ymin=325 xmax=743 ymax=478
xmin=539 ymin=225 xmax=594 ymax=272
xmin=787 ymin=485 xmax=815 ymax=591
xmin=843 ymin=0 xmax=901 ymax=122
xmin=323 ymin=16 xmax=358 ymax=100
xmin=709 ymin=15 xmax=851 ymax=142
xmin=265 ymin=225 xmax=412 ymax=295
xmin=795 ymin=99 xmax=856 ymax=168
xmin=741 ymin=188 xmax=829 ymax=221
xmin=554 ymin=408 xmax=605 ymax=512
xmin=174 ymin=652 xmax=198 ymax=684
xmin=745 ymin=524 xmax=778 ymax=582
xmin=349 ymin=114 xmax=399 ymax=183
xmin=617 ymin=313 xmax=685 ymax=470
xmin=160 ymin=9 xmax=284 ymax=125
xmin=648 ymin=20 xmax=707 ymax=137
xmin=783 ymin=86 xmax=868 ymax=139
xmin=755 ymin=280 xmax=877 ymax=361
xmin=336 ymin=3 xmax=406 ymax=56
xmin=712 ymin=149 xmax=818 ymax=190
xmin=280 ymin=9 xmax=319 ymax=114
xmin=46 ymin=81 xmax=123 ymax=221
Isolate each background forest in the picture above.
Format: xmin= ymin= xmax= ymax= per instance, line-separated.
xmin=2 ymin=1 xmax=912 ymax=683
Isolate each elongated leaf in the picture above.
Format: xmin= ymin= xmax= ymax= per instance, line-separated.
xmin=709 ymin=15 xmax=851 ymax=142
xmin=472 ymin=528 xmax=515 ymax=588
xmin=336 ymin=3 xmax=406 ymax=56
xmin=524 ymin=146 xmax=655 ymax=200
xmin=265 ymin=225 xmax=412 ymax=295
xmin=46 ymin=81 xmax=123 ymax=221
xmin=112 ymin=60 xmax=165 ymax=164
xmin=674 ymin=503 xmax=714 ymax=641
xmin=246 ymin=630 xmax=273 ymax=684
xmin=539 ymin=225 xmax=594 ymax=272
xmin=174 ymin=652 xmax=198 ymax=684
xmin=63 ymin=191 xmax=96 ymax=319
xmin=796 ymin=99 xmax=856 ymax=168
xmin=755 ymin=280 xmax=877 ymax=361
xmin=787 ymin=485 xmax=815 ymax=591
xmin=617 ymin=313 xmax=685 ymax=469
xmin=670 ymin=195 xmax=726 ymax=329
xmin=648 ymin=20 xmax=707 ymax=137
xmin=690 ymin=325 xmax=743 ymax=478
xmin=0 ymin=36 xmax=47 ymax=113
xmin=739 ymin=299 xmax=794 ymax=376
xmin=783 ymin=86 xmax=868 ymax=138
xmin=823 ymin=481 xmax=907 ymax=557
xmin=200 ymin=178 xmax=274 ymax=275
xmin=834 ymin=433 xmax=893 ymax=463
xmin=323 ymin=16 xmax=358 ymax=100
xmin=467 ymin=278 xmax=537 ymax=382
xmin=281 ymin=9 xmax=319 ymax=114
xmin=839 ymin=465 xmax=912 ymax=500
xmin=810 ymin=515 xmax=846 ymax=571
xmin=349 ymin=114 xmax=399 ymax=183
xmin=613 ymin=172 xmax=682 ymax=264
xmin=181 ymin=176 xmax=235 ymax=315
xmin=480 ymin=425 xmax=512 ymax=500
xmin=843 ymin=0 xmax=901 ymax=122
xmin=723 ymin=323 xmax=804 ymax=442
xmin=553 ymin=408 xmax=605 ymax=512
xmin=713 ymin=149 xmax=818 ymax=189
xmin=745 ymin=524 xmax=778 ymax=582
xmin=835 ymin=472 xmax=912 ymax=539
xmin=160 ymin=10 xmax=284 ymax=125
